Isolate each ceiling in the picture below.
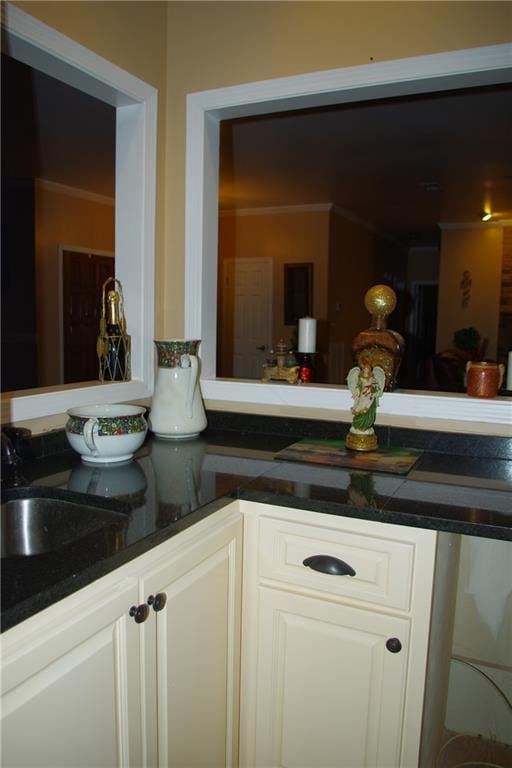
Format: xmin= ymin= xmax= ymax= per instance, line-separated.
xmin=219 ymin=84 xmax=512 ymax=247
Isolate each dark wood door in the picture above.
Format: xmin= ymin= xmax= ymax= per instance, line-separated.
xmin=62 ymin=250 xmax=114 ymax=384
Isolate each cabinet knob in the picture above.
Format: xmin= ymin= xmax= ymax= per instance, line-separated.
xmin=147 ymin=593 xmax=167 ymax=612
xmin=386 ymin=637 xmax=402 ymax=653
xmin=129 ymin=603 xmax=150 ymax=623
xmin=303 ymin=554 xmax=356 ymax=577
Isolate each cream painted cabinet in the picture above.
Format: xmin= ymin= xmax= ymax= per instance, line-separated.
xmin=1 ymin=576 xmax=143 ymax=768
xmin=1 ymin=498 xmax=458 ymax=768
xmin=139 ymin=507 xmax=243 ymax=768
xmin=239 ymin=501 xmax=460 ymax=768
xmin=1 ymin=504 xmax=243 ymax=768
xmin=251 ymin=587 xmax=411 ymax=767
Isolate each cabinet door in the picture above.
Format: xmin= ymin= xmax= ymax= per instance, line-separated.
xmin=245 ymin=586 xmax=410 ymax=768
xmin=1 ymin=577 xmax=142 ymax=768
xmin=141 ymin=513 xmax=243 ymax=768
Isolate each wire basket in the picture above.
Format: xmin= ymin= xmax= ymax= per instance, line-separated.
xmin=97 ymin=277 xmax=131 ymax=382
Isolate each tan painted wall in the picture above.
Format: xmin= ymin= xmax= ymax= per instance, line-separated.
xmin=328 ymin=210 xmax=377 ymax=383
xmin=14 ymin=1 xmax=511 ymax=339
xmin=436 ymin=227 xmax=503 ymax=358
xmin=13 ymin=0 xmax=169 ymax=335
xmin=164 ymin=0 xmax=511 ymax=336
xmin=218 ymin=209 xmax=329 ymax=374
xmin=34 ymin=183 xmax=114 ymax=386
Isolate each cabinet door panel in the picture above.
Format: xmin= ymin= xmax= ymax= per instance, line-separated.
xmin=141 ymin=515 xmax=242 ymax=768
xmin=1 ymin=580 xmax=141 ymax=768
xmin=253 ymin=587 xmax=409 ymax=768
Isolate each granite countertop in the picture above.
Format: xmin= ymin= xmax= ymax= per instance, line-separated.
xmin=2 ymin=421 xmax=511 ymax=633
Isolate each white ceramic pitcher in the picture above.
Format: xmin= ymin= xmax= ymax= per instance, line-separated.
xmin=149 ymin=340 xmax=207 ymax=439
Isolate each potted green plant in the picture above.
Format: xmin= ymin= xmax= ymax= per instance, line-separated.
xmin=452 ymin=327 xmax=483 ymax=360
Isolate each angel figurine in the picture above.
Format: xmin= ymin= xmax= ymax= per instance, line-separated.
xmin=345 ymin=363 xmax=385 ymax=451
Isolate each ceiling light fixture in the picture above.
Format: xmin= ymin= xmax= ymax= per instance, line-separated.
xmin=481 ymin=211 xmax=492 ymax=222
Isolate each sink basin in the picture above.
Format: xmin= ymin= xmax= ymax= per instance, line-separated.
xmin=1 ymin=487 xmax=129 ymax=557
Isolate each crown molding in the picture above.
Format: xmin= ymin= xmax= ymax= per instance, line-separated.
xmin=36 ymin=178 xmax=115 ymax=207
xmin=219 ymin=202 xmax=332 ymax=217
xmin=439 ymin=219 xmax=512 ymax=230
xmin=219 ymin=201 xmax=402 ymax=247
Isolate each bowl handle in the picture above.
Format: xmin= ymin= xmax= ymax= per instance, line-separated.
xmin=83 ymin=417 xmax=99 ymax=456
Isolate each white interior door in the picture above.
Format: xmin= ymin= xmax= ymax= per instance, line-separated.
xmin=225 ymin=258 xmax=272 ymax=379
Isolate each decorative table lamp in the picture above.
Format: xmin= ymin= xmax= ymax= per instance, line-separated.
xmin=352 ymin=284 xmax=404 ymax=391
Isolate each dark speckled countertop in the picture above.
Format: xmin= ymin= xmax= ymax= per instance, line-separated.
xmin=2 ymin=413 xmax=511 ymax=633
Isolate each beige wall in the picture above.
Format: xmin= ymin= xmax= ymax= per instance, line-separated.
xmin=34 ymin=183 xmax=114 ymax=385
xmin=164 ymin=0 xmax=511 ymax=336
xmin=436 ymin=227 xmax=503 ymax=358
xmin=13 ymin=0 xmax=169 ymax=335
xmin=328 ymin=210 xmax=377 ymax=383
xmin=14 ymin=0 xmax=511 ymax=340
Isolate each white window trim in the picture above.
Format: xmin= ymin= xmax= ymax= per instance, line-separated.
xmin=185 ymin=43 xmax=512 ymax=429
xmin=1 ymin=3 xmax=156 ymax=423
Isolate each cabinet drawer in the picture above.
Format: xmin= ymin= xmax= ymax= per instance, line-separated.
xmin=258 ymin=516 xmax=415 ymax=611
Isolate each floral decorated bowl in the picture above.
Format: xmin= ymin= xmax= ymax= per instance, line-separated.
xmin=66 ymin=404 xmax=147 ymax=464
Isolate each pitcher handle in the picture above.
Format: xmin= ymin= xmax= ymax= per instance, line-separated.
xmin=498 ymin=363 xmax=505 ymax=391
xmin=181 ymin=354 xmax=197 ymax=419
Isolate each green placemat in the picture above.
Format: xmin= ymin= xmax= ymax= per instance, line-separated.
xmin=276 ymin=439 xmax=422 ymax=475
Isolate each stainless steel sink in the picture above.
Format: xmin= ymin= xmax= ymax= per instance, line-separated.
xmin=1 ymin=487 xmax=129 ymax=557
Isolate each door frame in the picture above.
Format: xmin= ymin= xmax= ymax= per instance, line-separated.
xmin=408 ymin=280 xmax=439 ymax=341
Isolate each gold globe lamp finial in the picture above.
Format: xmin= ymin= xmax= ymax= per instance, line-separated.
xmin=364 ymin=284 xmax=397 ymax=328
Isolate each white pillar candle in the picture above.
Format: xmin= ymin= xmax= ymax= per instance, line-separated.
xmin=298 ymin=317 xmax=317 ymax=353
xmin=507 ymin=351 xmax=512 ymax=391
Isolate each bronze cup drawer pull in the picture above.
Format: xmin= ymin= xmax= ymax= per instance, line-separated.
xmin=303 ymin=554 xmax=356 ymax=577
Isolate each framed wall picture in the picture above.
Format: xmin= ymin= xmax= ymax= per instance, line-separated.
xmin=284 ymin=263 xmax=313 ymax=325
